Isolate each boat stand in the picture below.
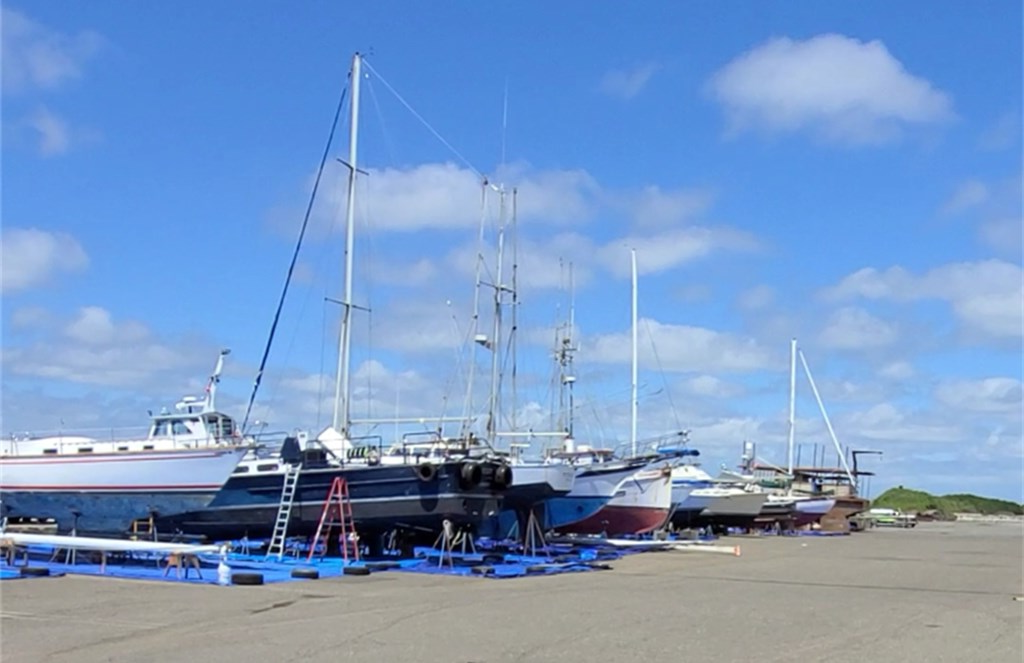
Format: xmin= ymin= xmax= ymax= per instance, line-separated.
xmin=516 ymin=508 xmax=550 ymax=559
xmin=432 ymin=519 xmax=475 ymax=568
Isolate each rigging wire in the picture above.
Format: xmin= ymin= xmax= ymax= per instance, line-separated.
xmin=361 ymin=58 xmax=485 ymax=182
xmin=240 ymin=78 xmax=350 ymax=434
xmin=643 ymin=317 xmax=684 ymax=432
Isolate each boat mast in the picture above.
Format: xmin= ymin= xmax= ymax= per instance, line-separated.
xmin=203 ymin=348 xmax=231 ymax=413
xmin=461 ymin=180 xmax=489 ymax=439
xmin=485 ymin=188 xmax=507 ymax=441
xmin=630 ymin=248 xmax=639 ymax=458
xmin=332 ymin=52 xmax=362 ymax=434
xmin=563 ymin=263 xmax=577 ymax=438
xmin=510 ymin=188 xmax=519 ymax=433
xmin=787 ymin=337 xmax=796 ymax=474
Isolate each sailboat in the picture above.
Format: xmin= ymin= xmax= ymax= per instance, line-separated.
xmin=0 ymin=349 xmax=251 ymax=535
xmin=554 ymin=249 xmax=673 ymax=536
xmin=155 ymin=52 xmax=513 ymax=549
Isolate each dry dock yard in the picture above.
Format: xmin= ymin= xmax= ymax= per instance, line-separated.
xmin=1 ymin=521 xmax=1021 ymax=663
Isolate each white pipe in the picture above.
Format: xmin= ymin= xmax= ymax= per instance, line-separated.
xmin=0 ymin=531 xmax=224 ymax=554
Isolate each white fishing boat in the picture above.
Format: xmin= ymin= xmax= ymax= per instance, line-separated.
xmin=0 ymin=350 xmax=251 ymax=535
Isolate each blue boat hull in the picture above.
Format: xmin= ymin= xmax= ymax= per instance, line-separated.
xmin=0 ymin=490 xmax=219 ymax=535
xmin=155 ymin=459 xmax=508 ymax=542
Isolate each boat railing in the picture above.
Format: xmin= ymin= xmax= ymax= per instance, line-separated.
xmin=5 ymin=425 xmax=152 ymax=442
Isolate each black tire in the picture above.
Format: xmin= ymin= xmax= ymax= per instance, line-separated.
xmin=493 ymin=464 xmax=513 ymax=489
xmin=291 ymin=567 xmax=320 ymax=579
xmin=342 ymin=565 xmax=371 ymax=576
xmin=232 ymin=572 xmax=264 ymax=586
xmin=459 ymin=462 xmax=483 ymax=489
xmin=470 ymin=565 xmax=494 ymax=575
xmin=416 ymin=462 xmax=437 ymax=482
xmin=19 ymin=566 xmax=50 ymax=577
xmin=365 ymin=561 xmax=400 ymax=571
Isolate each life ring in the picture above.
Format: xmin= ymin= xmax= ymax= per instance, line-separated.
xmin=459 ymin=461 xmax=483 ymax=489
xmin=416 ymin=462 xmax=437 ymax=482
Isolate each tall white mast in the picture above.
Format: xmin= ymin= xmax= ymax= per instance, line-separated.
xmin=332 ymin=52 xmax=362 ymax=433
xmin=787 ymin=337 xmax=797 ymax=474
xmin=630 ymin=248 xmax=639 ymax=458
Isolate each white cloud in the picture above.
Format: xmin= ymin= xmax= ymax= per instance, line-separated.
xmin=0 ymin=228 xmax=89 ymax=293
xmin=318 ymin=161 xmax=600 ymax=234
xmin=444 ymin=231 xmax=596 ymax=293
xmin=599 ymin=227 xmax=760 ymax=278
xmin=935 ymin=378 xmax=1023 ymax=414
xmin=819 ymin=306 xmax=899 ymax=350
xmin=1 ymin=7 xmax=102 ymax=93
xmin=9 ymin=306 xmax=53 ymax=329
xmin=63 ymin=306 xmax=149 ymax=346
xmin=825 ymin=259 xmax=1023 ymax=339
xmin=586 ymin=318 xmax=775 ymax=373
xmin=941 ymin=180 xmax=990 ymax=216
xmin=842 ymin=402 xmax=964 ymax=443
xmin=27 ymin=106 xmax=71 ymax=155
xmin=978 ymin=111 xmax=1021 ymax=152
xmin=708 ymin=33 xmax=954 ymax=145
xmin=2 ymin=307 xmax=206 ymax=387
xmin=624 ymin=186 xmax=714 ymax=228
xmin=599 ymin=62 xmax=658 ymax=100
xmin=737 ymin=284 xmax=775 ymax=311
xmin=679 ymin=375 xmax=745 ymax=399
xmin=979 ymin=217 xmax=1022 ymax=253
xmin=878 ymin=360 xmax=915 ymax=381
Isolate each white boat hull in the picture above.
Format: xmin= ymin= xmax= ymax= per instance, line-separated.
xmin=0 ymin=447 xmax=249 ymax=534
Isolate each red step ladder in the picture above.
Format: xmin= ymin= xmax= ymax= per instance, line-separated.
xmin=307 ymin=477 xmax=359 ymax=563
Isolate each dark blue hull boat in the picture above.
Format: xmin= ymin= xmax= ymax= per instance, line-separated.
xmin=155 ymin=455 xmax=511 ymax=543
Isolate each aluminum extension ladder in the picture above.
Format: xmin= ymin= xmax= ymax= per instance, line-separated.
xmin=266 ymin=463 xmax=301 ymax=560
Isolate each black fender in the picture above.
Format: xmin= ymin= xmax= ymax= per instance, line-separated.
xmin=459 ymin=461 xmax=483 ymax=489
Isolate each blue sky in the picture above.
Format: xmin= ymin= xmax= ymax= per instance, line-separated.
xmin=2 ymin=2 xmax=1021 ymax=501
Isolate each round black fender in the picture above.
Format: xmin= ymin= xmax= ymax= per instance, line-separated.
xmin=493 ymin=463 xmax=513 ymax=489
xmin=290 ymin=567 xmax=320 ymax=580
xmin=19 ymin=566 xmax=50 ymax=577
xmin=232 ymin=572 xmax=265 ymax=586
xmin=416 ymin=462 xmax=437 ymax=482
xmin=459 ymin=461 xmax=483 ymax=489
xmin=343 ymin=565 xmax=371 ymax=576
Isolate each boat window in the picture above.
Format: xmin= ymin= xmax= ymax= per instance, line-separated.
xmin=172 ymin=420 xmax=191 ymax=436
xmin=232 ymin=466 xmax=250 ymax=474
xmin=43 ymin=448 xmax=57 ymax=454
xmin=143 ymin=444 xmax=155 ymax=450
xmin=117 ymin=446 xmax=129 ymax=451
xmin=152 ymin=421 xmax=170 ymax=437
xmin=77 ymin=447 xmax=93 ymax=453
xmin=256 ymin=463 xmax=278 ymax=472
xmin=206 ymin=415 xmax=235 ymax=438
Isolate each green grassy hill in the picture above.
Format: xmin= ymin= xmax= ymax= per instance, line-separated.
xmin=873 ymin=487 xmax=1023 ymax=516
